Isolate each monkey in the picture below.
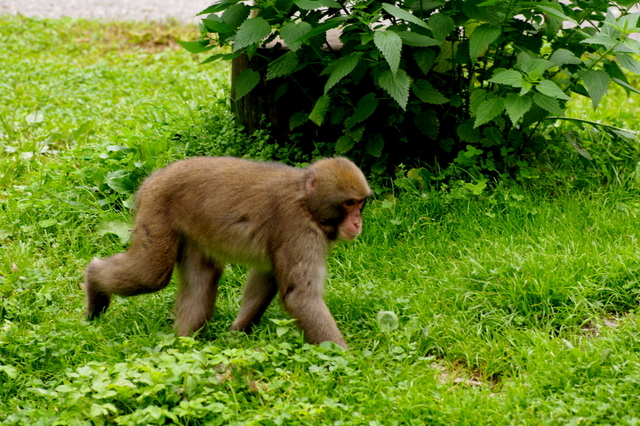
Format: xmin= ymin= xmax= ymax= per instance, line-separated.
xmin=83 ymin=156 xmax=371 ymax=349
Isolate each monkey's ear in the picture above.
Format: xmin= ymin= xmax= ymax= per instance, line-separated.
xmin=305 ymin=170 xmax=317 ymax=193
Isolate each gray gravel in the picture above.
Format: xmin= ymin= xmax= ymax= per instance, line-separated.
xmin=0 ymin=0 xmax=213 ymax=24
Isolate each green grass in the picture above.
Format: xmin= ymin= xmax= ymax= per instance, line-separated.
xmin=2 ymin=13 xmax=640 ymax=425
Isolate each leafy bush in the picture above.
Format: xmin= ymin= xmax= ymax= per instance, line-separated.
xmin=183 ymin=0 xmax=640 ymax=175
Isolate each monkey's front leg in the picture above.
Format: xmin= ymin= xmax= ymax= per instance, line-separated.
xmin=282 ymin=288 xmax=347 ymax=349
xmin=276 ymin=260 xmax=347 ymax=349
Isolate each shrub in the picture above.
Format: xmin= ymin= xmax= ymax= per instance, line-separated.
xmin=182 ymin=0 xmax=640 ymax=175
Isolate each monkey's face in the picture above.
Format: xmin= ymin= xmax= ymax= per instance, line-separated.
xmin=337 ymin=198 xmax=366 ymax=241
xmin=304 ymin=157 xmax=371 ymax=241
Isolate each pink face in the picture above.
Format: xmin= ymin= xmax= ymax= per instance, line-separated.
xmin=338 ymin=199 xmax=366 ymax=241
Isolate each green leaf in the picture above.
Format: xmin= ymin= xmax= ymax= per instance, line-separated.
xmin=429 ymin=13 xmax=455 ymax=41
xmin=381 ymin=3 xmax=430 ymax=29
xmin=571 ymin=83 xmax=589 ymax=98
xmin=544 ymin=14 xmax=563 ymax=39
xmin=413 ymin=48 xmax=436 ymax=74
xmin=290 ymin=112 xmax=309 ymax=129
xmin=415 ymin=109 xmax=439 ymax=140
xmin=348 ymin=126 xmax=365 ymax=142
xmin=621 ymin=38 xmax=640 ymax=56
xmin=504 ymin=93 xmax=532 ymax=125
xmin=266 ymin=51 xmax=298 ymax=80
xmin=469 ymin=89 xmax=487 ymax=115
xmin=177 ymin=40 xmax=213 ymax=54
xmin=474 ymin=97 xmax=505 ymax=128
xmin=488 ymin=69 xmax=524 ymax=87
xmin=366 ymin=133 xmax=384 ymax=157
xmin=331 ymin=105 xmax=347 ymax=124
xmin=198 ymin=0 xmax=242 ymax=15
xmin=565 ymin=130 xmax=593 ymax=160
xmin=549 ymin=49 xmax=582 ymax=66
xmin=456 ymin=122 xmax=480 ymax=143
xmin=202 ymin=18 xmax=236 ymax=34
xmin=610 ymin=127 xmax=640 ymax=140
xmin=582 ymin=69 xmax=610 ymax=109
xmin=294 ymin=0 xmax=341 ymax=10
xmin=294 ymin=16 xmax=348 ymax=43
xmin=200 ymin=51 xmax=242 ymax=64
xmin=104 ymin=170 xmax=133 ymax=194
xmin=536 ymin=80 xmax=571 ymax=100
xmin=274 ymin=83 xmax=288 ymax=101
xmin=97 ymin=221 xmax=132 ymax=245
xmin=617 ymin=54 xmax=640 ymax=75
xmin=521 ymin=104 xmax=550 ymax=128
xmin=222 ymin=3 xmax=251 ymax=27
xmin=432 ymin=41 xmax=454 ymax=73
xmin=518 ymin=80 xmax=533 ymax=96
xmin=581 ymin=33 xmax=619 ymax=49
xmin=335 ymin=135 xmax=355 ymax=153
xmin=469 ymin=24 xmax=501 ymax=62
xmin=605 ymin=61 xmax=630 ymax=87
xmin=378 ymin=68 xmax=411 ymax=110
xmin=519 ymin=59 xmax=555 ymax=78
xmin=322 ymin=52 xmax=363 ymax=94
xmin=280 ymin=21 xmax=312 ymax=52
xmin=535 ymin=5 xmax=579 ymax=27
xmin=374 ymin=31 xmax=403 ymax=74
xmin=462 ymin=1 xmax=501 ymax=25
xmin=613 ymin=77 xmax=640 ymax=95
xmin=233 ymin=17 xmax=271 ymax=52
xmin=309 ymin=95 xmax=331 ymax=126
xmin=616 ymin=11 xmax=640 ymax=32
xmin=0 ymin=365 xmax=18 ymax=379
xmin=397 ymin=32 xmax=441 ymax=47
xmin=412 ymin=79 xmax=448 ymax=104
xmin=345 ymin=93 xmax=379 ymax=129
xmin=412 ymin=1 xmax=444 ymax=12
xmin=234 ymin=68 xmax=261 ymax=100
xmin=533 ymin=93 xmax=564 ymax=115
xmin=39 ymin=219 xmax=57 ymax=228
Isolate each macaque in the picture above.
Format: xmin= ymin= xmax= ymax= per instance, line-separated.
xmin=83 ymin=157 xmax=371 ymax=348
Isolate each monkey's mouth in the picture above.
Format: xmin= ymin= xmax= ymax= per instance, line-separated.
xmin=338 ymin=229 xmax=358 ymax=241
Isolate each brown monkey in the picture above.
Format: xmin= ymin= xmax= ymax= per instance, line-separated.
xmin=83 ymin=157 xmax=370 ymax=348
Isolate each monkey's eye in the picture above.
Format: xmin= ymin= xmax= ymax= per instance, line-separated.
xmin=344 ymin=199 xmax=356 ymax=207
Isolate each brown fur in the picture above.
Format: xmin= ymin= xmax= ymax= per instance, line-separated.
xmin=83 ymin=156 xmax=371 ymax=348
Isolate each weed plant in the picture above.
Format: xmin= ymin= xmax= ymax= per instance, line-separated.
xmin=2 ymin=14 xmax=640 ymax=425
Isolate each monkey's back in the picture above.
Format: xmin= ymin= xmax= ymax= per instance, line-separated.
xmin=133 ymin=157 xmax=315 ymax=269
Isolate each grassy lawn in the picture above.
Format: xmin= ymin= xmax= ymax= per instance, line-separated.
xmin=2 ymin=14 xmax=640 ymax=425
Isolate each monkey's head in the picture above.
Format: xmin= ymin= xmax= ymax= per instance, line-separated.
xmin=304 ymin=157 xmax=371 ymax=241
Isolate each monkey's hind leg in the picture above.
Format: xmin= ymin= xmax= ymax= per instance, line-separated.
xmin=231 ymin=269 xmax=278 ymax=334
xmin=82 ymin=258 xmax=112 ymax=319
xmin=174 ymin=240 xmax=223 ymax=336
xmin=83 ymin=219 xmax=179 ymax=320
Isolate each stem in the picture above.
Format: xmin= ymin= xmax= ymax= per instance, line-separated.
xmin=544 ymin=116 xmax=640 ymax=136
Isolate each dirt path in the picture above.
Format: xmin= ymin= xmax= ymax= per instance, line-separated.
xmin=0 ymin=0 xmax=212 ymax=24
